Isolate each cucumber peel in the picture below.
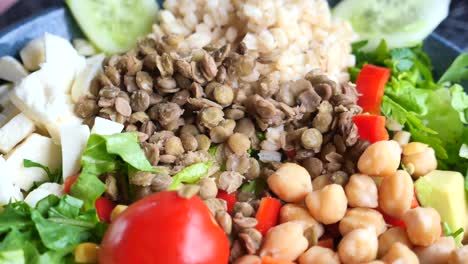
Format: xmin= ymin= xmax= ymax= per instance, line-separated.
xmin=66 ymin=0 xmax=159 ymax=54
xmin=333 ymin=0 xmax=450 ymax=50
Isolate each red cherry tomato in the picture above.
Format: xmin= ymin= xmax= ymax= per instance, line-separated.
xmin=63 ymin=174 xmax=79 ymax=193
xmin=95 ymin=197 xmax=116 ymax=223
xmin=99 ymin=191 xmax=229 ymax=264
xmin=216 ymin=190 xmax=238 ymax=213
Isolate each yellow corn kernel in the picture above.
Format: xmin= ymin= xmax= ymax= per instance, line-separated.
xmin=74 ymin=242 xmax=99 ymax=263
xmin=110 ymin=204 xmax=128 ymax=222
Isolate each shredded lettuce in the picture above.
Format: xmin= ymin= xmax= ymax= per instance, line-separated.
xmin=168 ymin=161 xmax=213 ymax=190
xmin=352 ymin=40 xmax=468 ymax=175
xmin=70 ymin=132 xmax=158 ymax=209
xmin=0 ymin=195 xmax=104 ymax=263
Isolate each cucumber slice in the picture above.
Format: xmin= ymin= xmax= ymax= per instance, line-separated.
xmin=66 ymin=0 xmax=159 ymax=54
xmin=333 ymin=0 xmax=450 ymax=50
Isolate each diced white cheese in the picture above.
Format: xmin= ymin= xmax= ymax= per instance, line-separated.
xmin=6 ymin=133 xmax=61 ymax=191
xmin=71 ymin=53 xmax=105 ymax=103
xmin=0 ymin=113 xmax=36 ymax=154
xmin=24 ymin=183 xmax=64 ymax=207
xmin=60 ymin=124 xmax=90 ymax=180
xmin=0 ymin=101 xmax=20 ymax=127
xmin=0 ymin=156 xmax=23 ymax=205
xmin=0 ymin=56 xmax=29 ymax=83
xmin=20 ymin=37 xmax=45 ymax=71
xmin=91 ymin=117 xmax=124 ymax=135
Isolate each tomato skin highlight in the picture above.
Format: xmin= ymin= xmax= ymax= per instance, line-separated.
xmin=99 ymin=191 xmax=229 ymax=264
xmin=216 ymin=190 xmax=238 ymax=214
xmin=356 ymin=64 xmax=391 ymax=114
xmin=255 ymin=197 xmax=282 ymax=235
xmin=353 ymin=114 xmax=389 ymax=143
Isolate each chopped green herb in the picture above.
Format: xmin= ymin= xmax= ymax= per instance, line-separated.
xmin=256 ymin=131 xmax=266 ymax=141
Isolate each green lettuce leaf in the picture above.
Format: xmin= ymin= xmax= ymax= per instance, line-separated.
xmin=168 ymin=161 xmax=213 ymax=190
xmin=71 ymin=132 xmax=158 ymax=209
xmin=439 ymin=54 xmax=468 ymax=83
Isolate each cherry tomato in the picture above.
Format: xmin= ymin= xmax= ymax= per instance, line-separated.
xmin=99 ymin=191 xmax=230 ymax=264
xmin=95 ymin=197 xmax=116 ymax=223
xmin=216 ymin=190 xmax=237 ymax=213
xmin=63 ymin=174 xmax=79 ymax=193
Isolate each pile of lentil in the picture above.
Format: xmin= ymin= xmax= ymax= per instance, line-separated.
xmin=71 ymin=4 xmax=467 ymax=264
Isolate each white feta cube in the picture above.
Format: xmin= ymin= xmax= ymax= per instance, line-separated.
xmin=71 ymin=53 xmax=105 ymax=103
xmin=60 ymin=124 xmax=90 ymax=180
xmin=6 ymin=133 xmax=61 ymax=191
xmin=0 ymin=156 xmax=23 ymax=205
xmin=91 ymin=117 xmax=124 ymax=135
xmin=20 ymin=37 xmax=46 ymax=71
xmin=0 ymin=113 xmax=36 ymax=154
xmin=24 ymin=183 xmax=64 ymax=207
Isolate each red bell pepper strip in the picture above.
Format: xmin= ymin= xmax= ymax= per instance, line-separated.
xmin=63 ymin=174 xmax=79 ymax=194
xmin=353 ymin=114 xmax=389 ymax=143
xmin=216 ymin=190 xmax=238 ymax=214
xmin=411 ymin=188 xmax=419 ymax=209
xmin=255 ymin=197 xmax=282 ymax=235
xmin=95 ymin=197 xmax=116 ymax=223
xmin=356 ymin=64 xmax=391 ymax=114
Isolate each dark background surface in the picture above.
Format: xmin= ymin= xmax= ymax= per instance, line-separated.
xmin=0 ymin=0 xmax=467 ymax=51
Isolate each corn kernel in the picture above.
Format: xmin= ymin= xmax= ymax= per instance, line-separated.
xmin=74 ymin=242 xmax=99 ymax=263
xmin=110 ymin=204 xmax=128 ymax=222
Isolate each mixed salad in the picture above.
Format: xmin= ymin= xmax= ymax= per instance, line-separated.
xmin=0 ymin=0 xmax=467 ymax=263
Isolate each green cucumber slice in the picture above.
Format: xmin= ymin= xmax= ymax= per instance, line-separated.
xmin=66 ymin=0 xmax=159 ymax=54
xmin=333 ymin=0 xmax=450 ymax=50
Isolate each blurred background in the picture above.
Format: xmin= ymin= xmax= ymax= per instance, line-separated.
xmin=0 ymin=0 xmax=467 ymax=51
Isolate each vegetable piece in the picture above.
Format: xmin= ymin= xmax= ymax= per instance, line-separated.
xmin=74 ymin=242 xmax=99 ymax=264
xmin=355 ymin=64 xmax=390 ymax=114
xmin=411 ymin=188 xmax=419 ymax=209
xmin=255 ymin=197 xmax=282 ymax=235
xmin=66 ymin=0 xmax=159 ymax=54
xmin=415 ymin=170 xmax=466 ymax=244
xmin=167 ymin=161 xmax=213 ymax=190
xmin=99 ymin=191 xmax=229 ymax=264
xmin=353 ymin=115 xmax=389 ymax=143
xmin=439 ymin=54 xmax=468 ymax=84
xmin=216 ymin=191 xmax=237 ymax=214
xmin=333 ymin=0 xmax=450 ymax=50
xmin=64 ymin=174 xmax=79 ymax=194
xmin=261 ymin=255 xmax=294 ymax=264
xmin=95 ymin=197 xmax=116 ymax=223
xmin=70 ymin=133 xmax=158 ymax=209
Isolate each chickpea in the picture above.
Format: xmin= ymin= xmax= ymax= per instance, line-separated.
xmin=448 ymin=245 xmax=468 ymax=264
xmin=357 ymin=140 xmax=401 ymax=177
xmin=381 ymin=242 xmax=419 ymax=264
xmin=280 ymin=204 xmax=324 ymax=238
xmin=344 ymin=174 xmax=378 ymax=208
xmin=378 ymin=227 xmax=412 ymax=258
xmin=379 ymin=170 xmax=414 ymax=218
xmin=338 ymin=228 xmax=378 ymax=264
xmin=403 ymin=207 xmax=442 ymax=246
xmin=402 ymin=142 xmax=437 ymax=178
xmin=414 ymin=236 xmax=456 ymax=264
xmin=267 ymin=163 xmax=313 ymax=203
xmin=339 ymin=208 xmax=387 ymax=236
xmin=298 ymin=246 xmax=340 ymax=264
xmin=312 ymin=175 xmax=331 ymax=191
xmin=259 ymin=222 xmax=309 ymax=261
xmin=305 ymin=184 xmax=347 ymax=225
xmin=227 ymin=133 xmax=251 ymax=155
xmin=233 ymin=255 xmax=262 ymax=264
xmin=363 ymin=261 xmax=384 ymax=264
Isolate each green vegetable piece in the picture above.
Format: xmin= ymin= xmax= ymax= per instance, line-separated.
xmin=333 ymin=0 xmax=450 ymax=50
xmin=0 ymin=249 xmax=25 ymax=264
xmin=23 ymin=159 xmax=62 ymax=185
xmin=66 ymin=0 xmax=159 ymax=54
xmin=439 ymin=54 xmax=468 ymax=84
xmin=208 ymin=145 xmax=218 ymax=157
xmin=449 ymin=84 xmax=468 ymax=124
xmin=415 ymin=170 xmax=467 ymax=244
xmin=256 ymin=131 xmax=266 ymax=141
xmin=240 ymin=178 xmax=267 ymax=197
xmin=168 ymin=161 xmax=214 ymax=191
xmin=0 ymin=202 xmax=32 ymax=234
xmin=71 ymin=133 xmax=158 ymax=209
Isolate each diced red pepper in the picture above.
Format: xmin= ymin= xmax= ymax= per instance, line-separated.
xmin=353 ymin=114 xmax=389 ymax=143
xmin=317 ymin=238 xmax=334 ymax=249
xmin=95 ymin=197 xmax=116 ymax=223
xmin=284 ymin=149 xmax=296 ymax=160
xmin=63 ymin=174 xmax=79 ymax=194
xmin=356 ymin=64 xmax=391 ymax=114
xmin=382 ymin=213 xmax=406 ymax=228
xmin=255 ymin=197 xmax=282 ymax=235
xmin=411 ymin=187 xmax=419 ymax=209
xmin=261 ymin=256 xmax=294 ymax=264
xmin=216 ymin=190 xmax=238 ymax=214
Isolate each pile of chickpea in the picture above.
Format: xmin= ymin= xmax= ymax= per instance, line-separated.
xmin=234 ymin=132 xmax=468 ymax=264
